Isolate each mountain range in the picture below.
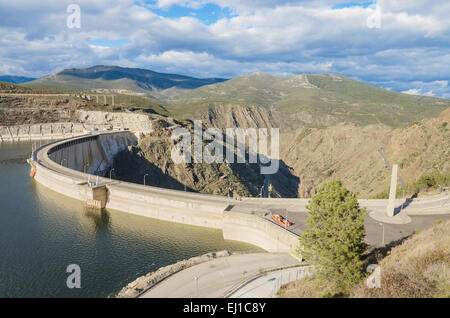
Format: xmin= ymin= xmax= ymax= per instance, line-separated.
xmin=0 ymin=75 xmax=36 ymax=84
xmin=26 ymin=65 xmax=227 ymax=94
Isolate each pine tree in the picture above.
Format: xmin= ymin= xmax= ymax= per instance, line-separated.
xmin=299 ymin=180 xmax=367 ymax=293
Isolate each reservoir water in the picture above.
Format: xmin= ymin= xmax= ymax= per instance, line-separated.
xmin=0 ymin=141 xmax=259 ymax=297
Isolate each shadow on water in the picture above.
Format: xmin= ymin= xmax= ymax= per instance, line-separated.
xmin=83 ymin=208 xmax=111 ymax=232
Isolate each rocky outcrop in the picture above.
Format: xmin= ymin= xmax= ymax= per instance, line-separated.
xmin=200 ymin=103 xmax=280 ymax=130
xmin=115 ymin=250 xmax=232 ymax=298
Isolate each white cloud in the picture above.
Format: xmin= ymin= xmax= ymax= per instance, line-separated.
xmin=402 ymin=88 xmax=434 ymax=96
xmin=0 ymin=0 xmax=448 ymax=98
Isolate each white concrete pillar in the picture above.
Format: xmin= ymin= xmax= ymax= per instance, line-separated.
xmin=104 ymin=95 xmax=107 ymax=105
xmin=111 ymin=95 xmax=114 ymax=106
xmin=386 ymin=164 xmax=398 ymax=217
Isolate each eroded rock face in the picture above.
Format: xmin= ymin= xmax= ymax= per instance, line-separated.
xmin=200 ymin=103 xmax=280 ymax=130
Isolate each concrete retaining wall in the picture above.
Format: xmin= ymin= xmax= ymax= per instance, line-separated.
xmin=0 ymin=122 xmax=86 ymax=142
xmin=0 ymin=110 xmax=153 ymax=142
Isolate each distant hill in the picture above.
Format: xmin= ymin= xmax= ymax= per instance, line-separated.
xmin=26 ymin=65 xmax=227 ymax=94
xmin=0 ymin=75 xmax=36 ymax=84
xmin=168 ymin=72 xmax=450 ymax=128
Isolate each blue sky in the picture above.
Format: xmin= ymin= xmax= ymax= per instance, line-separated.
xmin=140 ymin=1 xmax=236 ymax=25
xmin=0 ymin=0 xmax=449 ymax=98
xmin=332 ymin=2 xmax=374 ymax=9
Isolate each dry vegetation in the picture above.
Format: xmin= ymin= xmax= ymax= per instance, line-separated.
xmin=351 ymin=220 xmax=450 ymax=298
xmin=279 ymin=220 xmax=450 ymax=298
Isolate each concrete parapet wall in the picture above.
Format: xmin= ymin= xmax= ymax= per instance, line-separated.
xmin=106 ymin=184 xmax=226 ymax=229
xmin=222 ymin=211 xmax=299 ymax=253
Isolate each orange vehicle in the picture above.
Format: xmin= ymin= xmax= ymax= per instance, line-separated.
xmin=271 ymin=214 xmax=292 ymax=227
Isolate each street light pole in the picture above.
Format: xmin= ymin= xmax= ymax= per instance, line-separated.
xmin=144 ymin=174 xmax=149 ymax=186
xmin=194 ymin=276 xmax=198 ymax=298
xmin=110 ymin=168 xmax=115 ymax=180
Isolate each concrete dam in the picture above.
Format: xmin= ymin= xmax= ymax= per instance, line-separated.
xmin=28 ymin=131 xmax=450 ymax=253
xmin=28 ymin=131 xmax=300 ymax=253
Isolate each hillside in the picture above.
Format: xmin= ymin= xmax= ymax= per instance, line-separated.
xmin=351 ymin=220 xmax=450 ymax=298
xmin=168 ymin=73 xmax=449 ymax=128
xmin=280 ymin=107 xmax=450 ymax=197
xmin=27 ymin=65 xmax=227 ymax=94
xmin=0 ymin=82 xmax=169 ymax=125
xmin=165 ymin=73 xmax=450 ymax=197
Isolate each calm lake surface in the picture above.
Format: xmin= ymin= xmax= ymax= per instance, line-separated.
xmin=0 ymin=141 xmax=259 ymax=297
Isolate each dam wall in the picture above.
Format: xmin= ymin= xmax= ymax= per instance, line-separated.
xmin=29 ymin=131 xmax=300 ymax=252
xmin=47 ymin=132 xmax=137 ymax=175
xmin=32 ymin=131 xmax=137 ymax=202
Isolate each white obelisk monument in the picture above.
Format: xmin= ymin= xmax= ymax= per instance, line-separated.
xmin=386 ymin=164 xmax=398 ymax=217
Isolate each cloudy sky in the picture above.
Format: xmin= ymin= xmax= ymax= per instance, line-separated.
xmin=0 ymin=0 xmax=449 ymax=98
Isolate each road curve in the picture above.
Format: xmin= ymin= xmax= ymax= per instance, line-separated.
xmin=139 ymin=253 xmax=300 ymax=298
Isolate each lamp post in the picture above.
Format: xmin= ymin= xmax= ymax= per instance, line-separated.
xmin=144 ymin=174 xmax=149 ymax=186
xmin=110 ymin=168 xmax=115 ymax=180
xmin=194 ymin=276 xmax=198 ymax=298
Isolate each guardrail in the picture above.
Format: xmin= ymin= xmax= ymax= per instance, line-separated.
xmin=222 ymin=264 xmax=313 ymax=298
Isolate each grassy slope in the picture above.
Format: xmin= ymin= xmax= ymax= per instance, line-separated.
xmin=168 ymin=73 xmax=450 ymax=128
xmin=351 ymin=220 xmax=450 ymax=298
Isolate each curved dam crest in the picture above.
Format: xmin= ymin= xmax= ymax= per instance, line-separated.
xmin=29 ymin=131 xmax=299 ymax=253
